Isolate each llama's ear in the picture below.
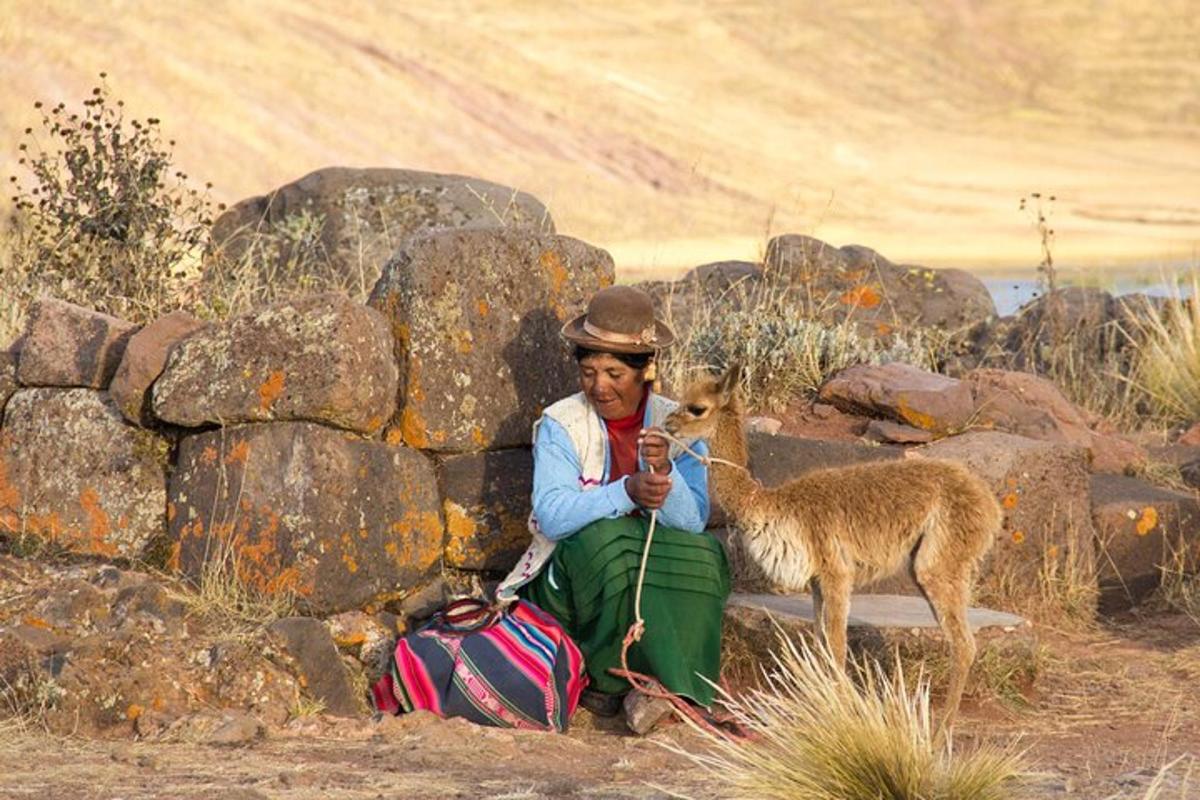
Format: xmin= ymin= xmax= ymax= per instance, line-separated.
xmin=717 ymin=362 xmax=743 ymax=402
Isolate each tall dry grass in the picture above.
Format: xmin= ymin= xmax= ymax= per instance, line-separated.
xmin=669 ymin=632 xmax=1026 ymax=800
xmin=1123 ymin=272 xmax=1200 ymax=428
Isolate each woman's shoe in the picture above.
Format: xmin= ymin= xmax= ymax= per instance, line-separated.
xmin=623 ymin=690 xmax=675 ymax=735
xmin=579 ymin=688 xmax=625 ymax=718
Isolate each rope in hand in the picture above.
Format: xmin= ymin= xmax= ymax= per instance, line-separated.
xmin=607 ymin=428 xmax=753 ymax=742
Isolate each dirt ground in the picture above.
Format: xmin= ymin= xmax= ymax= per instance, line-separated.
xmin=2 ymin=609 xmax=1197 ymax=800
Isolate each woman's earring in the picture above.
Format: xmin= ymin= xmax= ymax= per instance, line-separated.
xmin=645 ymin=355 xmax=660 ymax=392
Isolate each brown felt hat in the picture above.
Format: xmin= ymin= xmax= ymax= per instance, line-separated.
xmin=560 ymin=285 xmax=675 ymax=354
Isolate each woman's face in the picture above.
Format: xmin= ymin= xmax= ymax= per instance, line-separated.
xmin=578 ymin=352 xmax=646 ymax=420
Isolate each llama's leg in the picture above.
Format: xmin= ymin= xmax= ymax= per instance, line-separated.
xmin=819 ymin=572 xmax=852 ymax=671
xmin=810 ymin=577 xmax=826 ymax=649
xmin=915 ymin=566 xmax=976 ymax=733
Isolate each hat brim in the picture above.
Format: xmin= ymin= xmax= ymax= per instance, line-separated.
xmin=560 ymin=315 xmax=675 ymax=354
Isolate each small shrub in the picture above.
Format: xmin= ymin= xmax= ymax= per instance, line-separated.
xmin=669 ymin=632 xmax=1026 ymax=800
xmin=2 ymin=75 xmax=217 ymax=325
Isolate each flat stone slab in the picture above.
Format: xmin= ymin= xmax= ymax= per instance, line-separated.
xmin=728 ymin=593 xmax=1028 ymax=632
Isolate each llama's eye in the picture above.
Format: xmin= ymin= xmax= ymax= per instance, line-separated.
xmin=687 ymin=405 xmax=707 ymax=416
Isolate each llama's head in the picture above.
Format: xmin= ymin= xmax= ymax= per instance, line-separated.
xmin=664 ymin=362 xmax=743 ymax=439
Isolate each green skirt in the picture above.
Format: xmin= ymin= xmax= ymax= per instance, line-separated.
xmin=519 ymin=516 xmax=730 ymax=705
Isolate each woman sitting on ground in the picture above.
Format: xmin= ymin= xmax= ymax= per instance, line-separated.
xmin=495 ymin=285 xmax=731 ymax=732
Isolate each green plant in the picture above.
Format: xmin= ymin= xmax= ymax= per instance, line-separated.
xmin=2 ymin=75 xmax=217 ymax=324
xmin=669 ymin=632 xmax=1026 ymax=800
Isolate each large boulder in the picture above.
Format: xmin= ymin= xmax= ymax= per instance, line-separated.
xmin=440 ymin=448 xmax=534 ymax=570
xmin=209 ymin=167 xmax=555 ymax=296
xmin=908 ymin=431 xmax=1098 ymax=618
xmin=965 ymin=369 xmax=1146 ymax=472
xmin=0 ymin=389 xmax=169 ymax=558
xmin=169 ymin=422 xmax=443 ymax=615
xmin=1090 ymin=474 xmax=1200 ymax=609
xmin=153 ymin=293 xmax=396 ymax=435
xmin=15 ymin=298 xmax=137 ymax=388
xmin=108 ymin=310 xmax=207 ymax=426
xmin=764 ymin=235 xmax=996 ymax=330
xmin=818 ymin=362 xmax=975 ymax=435
xmin=368 ymin=228 xmax=614 ymax=451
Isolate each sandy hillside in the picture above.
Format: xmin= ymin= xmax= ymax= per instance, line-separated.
xmin=1 ymin=0 xmax=1198 ymax=276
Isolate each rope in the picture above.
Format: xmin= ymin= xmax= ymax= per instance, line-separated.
xmin=606 ymin=428 xmax=754 ymax=742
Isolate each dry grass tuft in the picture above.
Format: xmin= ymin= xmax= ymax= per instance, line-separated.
xmin=669 ymin=632 xmax=1026 ymax=800
xmin=657 ymin=277 xmax=944 ymax=411
xmin=1123 ymin=273 xmax=1200 ymax=427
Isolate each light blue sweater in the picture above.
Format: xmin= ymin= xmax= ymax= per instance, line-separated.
xmin=531 ymin=412 xmax=711 ymax=541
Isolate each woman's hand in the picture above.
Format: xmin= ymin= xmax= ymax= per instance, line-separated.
xmin=638 ymin=427 xmax=672 ymax=474
xmin=625 ymin=470 xmax=672 ymax=510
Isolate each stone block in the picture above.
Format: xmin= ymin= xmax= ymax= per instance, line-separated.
xmin=109 ymin=310 xmax=207 ymax=426
xmin=210 ymin=167 xmax=554 ymax=296
xmin=0 ymin=389 xmax=169 ymax=558
xmin=819 ymin=363 xmax=974 ymax=434
xmin=368 ymin=228 xmax=613 ymax=451
xmin=907 ymin=431 xmax=1097 ymax=616
xmin=153 ymin=293 xmax=396 ymax=435
xmin=267 ymin=617 xmax=361 ymax=717
xmin=169 ymin=422 xmax=443 ymax=615
xmin=440 ymin=448 xmax=533 ymax=570
xmin=16 ymin=298 xmax=137 ymax=388
xmin=1091 ymin=474 xmax=1200 ymax=608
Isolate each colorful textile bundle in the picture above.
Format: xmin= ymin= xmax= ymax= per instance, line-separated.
xmin=371 ymin=598 xmax=587 ymax=732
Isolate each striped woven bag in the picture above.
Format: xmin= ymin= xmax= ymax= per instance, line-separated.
xmin=371 ymin=598 xmax=587 ymax=732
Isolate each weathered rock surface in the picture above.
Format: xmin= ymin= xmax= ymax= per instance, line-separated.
xmin=210 ymin=167 xmax=555 ymax=295
xmin=15 ymin=298 xmax=137 ymax=388
xmin=864 ymin=419 xmax=934 ymax=444
xmin=369 ymin=228 xmax=613 ymax=451
xmin=907 ymin=432 xmax=1097 ymax=615
xmin=153 ymin=293 xmax=396 ymax=435
xmin=1090 ymin=474 xmax=1200 ymax=608
xmin=440 ymin=448 xmax=533 ymax=569
xmin=108 ymin=310 xmax=207 ymax=426
xmin=0 ymin=558 xmax=299 ymax=738
xmin=818 ymin=362 xmax=975 ymax=435
xmin=0 ymin=345 xmax=17 ymax=420
xmin=169 ymin=422 xmax=442 ymax=615
xmin=966 ymin=369 xmax=1146 ymax=472
xmin=764 ymin=234 xmax=996 ymax=330
xmin=267 ymin=617 xmax=361 ymax=717
xmin=0 ymin=389 xmax=170 ymax=558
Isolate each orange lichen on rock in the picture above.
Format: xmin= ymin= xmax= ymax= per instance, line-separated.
xmin=78 ymin=487 xmax=117 ymax=556
xmin=225 ymin=440 xmax=251 ymax=465
xmin=839 ymin=284 xmax=882 ymax=309
xmin=477 ymin=299 xmax=490 ymax=317
xmin=471 ymin=426 xmax=486 ymax=447
xmin=400 ymin=407 xmax=430 ymax=448
xmin=1011 ymin=530 xmax=1026 ymax=544
xmin=1135 ymin=506 xmax=1159 ymax=536
xmin=257 ymin=370 xmax=286 ymax=412
xmin=200 ymin=446 xmax=218 ymax=465
xmin=1002 ymin=492 xmax=1019 ymax=510
xmin=125 ymin=704 xmax=143 ymax=721
xmin=895 ymin=397 xmax=939 ymax=432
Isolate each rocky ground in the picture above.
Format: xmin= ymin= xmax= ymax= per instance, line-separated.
xmin=2 ymin=555 xmax=1197 ymax=800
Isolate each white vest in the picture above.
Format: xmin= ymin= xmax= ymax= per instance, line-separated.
xmin=495 ymin=391 xmax=682 ymax=602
